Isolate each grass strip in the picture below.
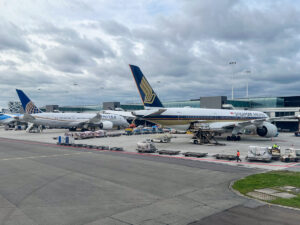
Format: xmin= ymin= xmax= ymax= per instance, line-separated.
xmin=232 ymin=171 xmax=300 ymax=208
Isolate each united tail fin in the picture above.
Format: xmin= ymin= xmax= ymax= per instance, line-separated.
xmin=16 ymin=89 xmax=42 ymax=114
xmin=129 ymin=65 xmax=164 ymax=108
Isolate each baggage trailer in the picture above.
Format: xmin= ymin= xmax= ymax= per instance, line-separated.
xmin=246 ymin=146 xmax=272 ymax=162
xmin=214 ymin=154 xmax=236 ymax=160
xmin=136 ymin=140 xmax=157 ymax=153
xmin=158 ymin=150 xmax=181 ymax=155
xmin=183 ymin=152 xmax=207 ymax=158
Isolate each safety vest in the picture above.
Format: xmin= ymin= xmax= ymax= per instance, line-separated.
xmin=237 ymin=152 xmax=240 ymax=157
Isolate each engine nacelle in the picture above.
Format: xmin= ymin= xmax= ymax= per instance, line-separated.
xmin=99 ymin=121 xmax=113 ymax=130
xmin=256 ymin=122 xmax=278 ymax=138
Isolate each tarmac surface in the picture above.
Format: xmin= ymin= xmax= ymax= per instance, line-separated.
xmin=0 ymin=137 xmax=299 ymax=225
xmin=1 ymin=128 xmax=300 ymax=171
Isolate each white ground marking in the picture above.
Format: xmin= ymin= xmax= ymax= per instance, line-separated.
xmin=0 ymin=152 xmax=90 ymax=161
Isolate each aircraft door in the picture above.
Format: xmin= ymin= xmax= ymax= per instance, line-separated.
xmin=176 ymin=111 xmax=182 ymax=121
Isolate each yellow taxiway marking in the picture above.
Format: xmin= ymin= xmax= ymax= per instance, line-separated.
xmin=0 ymin=152 xmax=90 ymax=161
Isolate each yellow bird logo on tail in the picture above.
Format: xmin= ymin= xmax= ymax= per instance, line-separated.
xmin=140 ymin=77 xmax=156 ymax=104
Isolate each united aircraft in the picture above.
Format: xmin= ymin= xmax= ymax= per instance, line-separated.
xmin=129 ymin=65 xmax=278 ymax=140
xmin=16 ymin=89 xmax=129 ymax=131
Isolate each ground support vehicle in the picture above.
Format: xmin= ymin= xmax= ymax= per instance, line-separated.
xmin=280 ymin=148 xmax=300 ymax=162
xmin=125 ymin=128 xmax=133 ymax=135
xmin=246 ymin=146 xmax=272 ymax=162
xmin=190 ymin=128 xmax=223 ymax=145
xmin=267 ymin=146 xmax=281 ymax=160
xmin=136 ymin=140 xmax=157 ymax=153
xmin=151 ymin=134 xmax=172 ymax=143
xmin=57 ymin=136 xmax=75 ymax=145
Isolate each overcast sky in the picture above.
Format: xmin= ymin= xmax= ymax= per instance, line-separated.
xmin=0 ymin=0 xmax=300 ymax=108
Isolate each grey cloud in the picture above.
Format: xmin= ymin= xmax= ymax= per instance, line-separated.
xmin=99 ymin=20 xmax=131 ymax=37
xmin=0 ymin=59 xmax=17 ymax=67
xmin=0 ymin=20 xmax=30 ymax=52
xmin=35 ymin=23 xmax=115 ymax=58
xmin=35 ymin=23 xmax=116 ymax=73
xmin=45 ymin=47 xmax=91 ymax=73
xmin=2 ymin=0 xmax=300 ymax=107
xmin=0 ymin=70 xmax=55 ymax=86
xmin=166 ymin=0 xmax=300 ymax=42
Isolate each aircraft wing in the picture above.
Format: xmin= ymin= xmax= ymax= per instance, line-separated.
xmin=71 ymin=113 xmax=103 ymax=128
xmin=23 ymin=113 xmax=36 ymax=122
xmin=86 ymin=113 xmax=102 ymax=124
xmin=269 ymin=115 xmax=300 ymax=120
xmin=207 ymin=118 xmax=267 ymax=131
xmin=143 ymin=109 xmax=167 ymax=117
xmin=132 ymin=108 xmax=167 ymax=118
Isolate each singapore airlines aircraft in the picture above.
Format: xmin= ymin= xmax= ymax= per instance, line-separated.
xmin=16 ymin=89 xmax=129 ymax=131
xmin=129 ymin=65 xmax=278 ymax=140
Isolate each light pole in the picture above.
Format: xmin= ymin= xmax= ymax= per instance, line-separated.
xmin=245 ymin=70 xmax=251 ymax=98
xmin=229 ymin=61 xmax=236 ymax=100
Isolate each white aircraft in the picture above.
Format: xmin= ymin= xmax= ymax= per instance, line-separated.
xmin=0 ymin=113 xmax=23 ymax=126
xmin=16 ymin=89 xmax=129 ymax=131
xmin=101 ymin=110 xmax=135 ymax=120
xmin=129 ymin=65 xmax=278 ymax=140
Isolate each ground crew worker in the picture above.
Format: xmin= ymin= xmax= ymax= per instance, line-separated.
xmin=236 ymin=150 xmax=242 ymax=162
xmin=272 ymin=143 xmax=278 ymax=149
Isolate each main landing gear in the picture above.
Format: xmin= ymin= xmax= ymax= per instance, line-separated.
xmin=226 ymin=135 xmax=241 ymax=141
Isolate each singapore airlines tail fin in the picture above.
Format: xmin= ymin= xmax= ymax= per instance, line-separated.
xmin=16 ymin=89 xmax=42 ymax=114
xmin=129 ymin=65 xmax=164 ymax=108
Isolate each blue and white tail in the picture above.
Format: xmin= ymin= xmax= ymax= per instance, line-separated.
xmin=16 ymin=89 xmax=42 ymax=114
xmin=129 ymin=65 xmax=164 ymax=108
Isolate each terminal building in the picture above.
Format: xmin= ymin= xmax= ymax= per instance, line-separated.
xmin=7 ymin=95 xmax=300 ymax=132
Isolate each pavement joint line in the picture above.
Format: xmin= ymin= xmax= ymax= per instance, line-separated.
xmin=0 ymin=152 xmax=87 ymax=161
xmin=0 ymin=137 xmax=297 ymax=169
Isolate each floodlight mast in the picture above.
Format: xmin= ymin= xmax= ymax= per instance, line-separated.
xmin=245 ymin=70 xmax=251 ymax=98
xmin=229 ymin=61 xmax=236 ymax=100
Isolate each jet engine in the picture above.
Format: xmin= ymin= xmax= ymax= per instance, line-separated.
xmin=256 ymin=122 xmax=278 ymax=138
xmin=99 ymin=121 xmax=113 ymax=130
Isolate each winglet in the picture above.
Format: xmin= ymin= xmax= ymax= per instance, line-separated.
xmin=16 ymin=89 xmax=42 ymax=114
xmin=129 ymin=65 xmax=164 ymax=108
